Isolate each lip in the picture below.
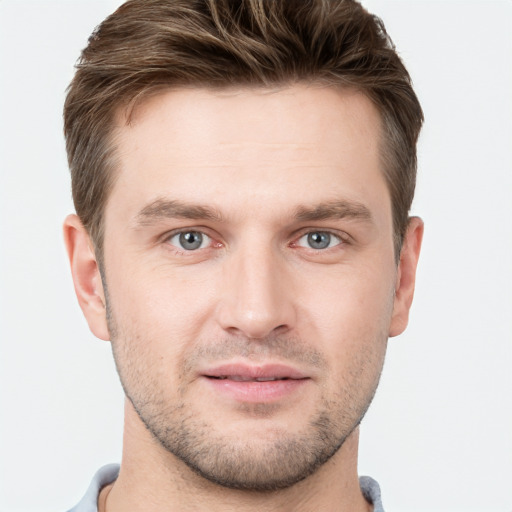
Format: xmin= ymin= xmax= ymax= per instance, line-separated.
xmin=200 ymin=363 xmax=310 ymax=403
xmin=203 ymin=363 xmax=309 ymax=380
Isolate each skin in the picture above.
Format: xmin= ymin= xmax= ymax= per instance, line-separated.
xmin=64 ymin=85 xmax=423 ymax=511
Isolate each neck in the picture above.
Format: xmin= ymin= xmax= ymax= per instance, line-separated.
xmin=105 ymin=400 xmax=372 ymax=512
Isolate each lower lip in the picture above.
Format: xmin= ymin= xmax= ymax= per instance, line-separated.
xmin=202 ymin=377 xmax=309 ymax=403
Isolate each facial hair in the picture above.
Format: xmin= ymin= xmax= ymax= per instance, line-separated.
xmin=105 ymin=289 xmax=387 ymax=491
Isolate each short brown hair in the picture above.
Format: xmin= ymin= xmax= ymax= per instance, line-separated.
xmin=64 ymin=0 xmax=423 ymax=257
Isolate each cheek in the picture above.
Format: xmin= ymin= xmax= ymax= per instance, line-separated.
xmin=295 ymin=262 xmax=395 ymax=369
xmin=106 ymin=274 xmax=208 ymax=399
xmin=105 ymin=258 xmax=229 ymax=379
xmin=302 ymin=283 xmax=390 ymax=403
xmin=108 ymin=248 xmax=215 ymax=313
xmin=298 ymin=262 xmax=396 ymax=331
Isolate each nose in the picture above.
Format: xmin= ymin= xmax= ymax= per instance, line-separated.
xmin=216 ymin=244 xmax=297 ymax=339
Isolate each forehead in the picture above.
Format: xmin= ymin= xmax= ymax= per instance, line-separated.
xmin=107 ymin=85 xmax=388 ymax=223
xmin=118 ymin=85 xmax=382 ymax=160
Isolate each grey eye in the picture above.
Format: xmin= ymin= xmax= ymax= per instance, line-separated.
xmin=297 ymin=231 xmax=341 ymax=250
xmin=169 ymin=231 xmax=209 ymax=250
xmin=307 ymin=232 xmax=331 ymax=249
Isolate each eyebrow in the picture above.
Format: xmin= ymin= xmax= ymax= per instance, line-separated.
xmin=134 ymin=198 xmax=373 ymax=226
xmin=135 ymin=198 xmax=224 ymax=225
xmin=294 ymin=200 xmax=373 ymax=223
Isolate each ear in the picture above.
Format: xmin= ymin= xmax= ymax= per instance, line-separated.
xmin=389 ymin=216 xmax=424 ymax=337
xmin=63 ymin=214 xmax=110 ymax=341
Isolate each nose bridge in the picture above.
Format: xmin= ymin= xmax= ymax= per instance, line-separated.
xmin=218 ymin=236 xmax=295 ymax=339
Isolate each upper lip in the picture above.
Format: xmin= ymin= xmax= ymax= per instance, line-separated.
xmin=201 ymin=363 xmax=309 ymax=381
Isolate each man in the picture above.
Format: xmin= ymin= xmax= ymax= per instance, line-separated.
xmin=63 ymin=0 xmax=423 ymax=510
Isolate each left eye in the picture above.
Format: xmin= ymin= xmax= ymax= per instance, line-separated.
xmin=297 ymin=231 xmax=342 ymax=250
xmin=168 ymin=231 xmax=210 ymax=251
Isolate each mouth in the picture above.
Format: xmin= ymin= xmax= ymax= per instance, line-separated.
xmin=208 ymin=375 xmax=296 ymax=382
xmin=202 ymin=363 xmax=309 ymax=381
xmin=200 ymin=363 xmax=310 ymax=403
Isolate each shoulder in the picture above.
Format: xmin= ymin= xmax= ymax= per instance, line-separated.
xmin=359 ymin=475 xmax=385 ymax=512
xmin=66 ymin=464 xmax=120 ymax=512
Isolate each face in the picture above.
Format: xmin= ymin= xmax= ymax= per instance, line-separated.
xmin=74 ymin=86 xmax=415 ymax=490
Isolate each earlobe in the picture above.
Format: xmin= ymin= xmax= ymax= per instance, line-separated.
xmin=389 ymin=217 xmax=424 ymax=338
xmin=63 ymin=214 xmax=110 ymax=341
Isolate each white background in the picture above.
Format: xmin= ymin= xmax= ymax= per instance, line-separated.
xmin=0 ymin=1 xmax=511 ymax=511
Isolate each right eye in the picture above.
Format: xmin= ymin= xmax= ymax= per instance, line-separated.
xmin=167 ymin=231 xmax=211 ymax=251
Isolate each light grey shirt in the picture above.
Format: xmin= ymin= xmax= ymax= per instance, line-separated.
xmin=67 ymin=464 xmax=385 ymax=511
